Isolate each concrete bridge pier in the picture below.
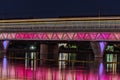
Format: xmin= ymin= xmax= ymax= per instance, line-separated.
xmin=40 ymin=44 xmax=48 ymax=65
xmin=40 ymin=43 xmax=59 ymax=65
xmin=90 ymin=41 xmax=107 ymax=60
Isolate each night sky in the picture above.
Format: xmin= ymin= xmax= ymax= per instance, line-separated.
xmin=0 ymin=0 xmax=120 ymax=19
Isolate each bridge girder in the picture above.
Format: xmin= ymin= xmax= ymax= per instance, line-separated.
xmin=0 ymin=32 xmax=119 ymax=41
xmin=0 ymin=17 xmax=120 ymax=41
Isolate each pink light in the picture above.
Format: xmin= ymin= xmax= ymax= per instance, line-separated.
xmin=73 ymin=33 xmax=80 ymax=40
xmin=26 ymin=68 xmax=33 ymax=79
xmin=52 ymin=33 xmax=59 ymax=40
xmin=7 ymin=33 xmax=16 ymax=39
xmin=42 ymin=33 xmax=49 ymax=39
xmin=36 ymin=33 xmax=44 ymax=39
xmin=77 ymin=33 xmax=85 ymax=39
xmin=67 ymin=33 xmax=74 ymax=39
xmin=15 ymin=33 xmax=24 ymax=39
xmin=90 ymin=33 xmax=98 ymax=39
xmin=10 ymin=66 xmax=15 ymax=78
xmin=56 ymin=33 xmax=63 ymax=39
xmin=0 ymin=32 xmax=119 ymax=41
xmin=96 ymin=33 xmax=104 ymax=40
xmin=102 ymin=33 xmax=110 ymax=40
xmin=16 ymin=65 xmax=25 ymax=78
xmin=62 ymin=34 xmax=70 ymax=40
xmin=0 ymin=63 xmax=120 ymax=80
xmin=3 ymin=55 xmax=7 ymax=76
xmin=114 ymin=33 xmax=120 ymax=39
xmin=24 ymin=33 xmax=34 ymax=39
xmin=66 ymin=72 xmax=73 ymax=80
xmin=33 ymin=34 xmax=39 ymax=39
xmin=109 ymin=34 xmax=116 ymax=40
xmin=84 ymin=34 xmax=91 ymax=40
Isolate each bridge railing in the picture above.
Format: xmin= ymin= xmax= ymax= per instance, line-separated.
xmin=0 ymin=20 xmax=120 ymax=32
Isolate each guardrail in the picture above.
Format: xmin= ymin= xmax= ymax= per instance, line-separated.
xmin=0 ymin=20 xmax=120 ymax=32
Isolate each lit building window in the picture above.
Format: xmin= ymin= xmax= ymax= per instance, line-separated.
xmin=106 ymin=45 xmax=114 ymax=52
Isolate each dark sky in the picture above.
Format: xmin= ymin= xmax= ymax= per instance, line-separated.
xmin=0 ymin=0 xmax=120 ymax=19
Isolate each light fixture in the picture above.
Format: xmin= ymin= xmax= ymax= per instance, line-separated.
xmin=30 ymin=45 xmax=36 ymax=50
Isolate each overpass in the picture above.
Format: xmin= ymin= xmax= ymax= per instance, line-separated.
xmin=0 ymin=17 xmax=120 ymax=41
xmin=1 ymin=16 xmax=120 ymax=59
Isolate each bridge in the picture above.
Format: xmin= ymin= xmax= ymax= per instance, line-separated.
xmin=1 ymin=16 xmax=120 ymax=61
xmin=0 ymin=17 xmax=120 ymax=41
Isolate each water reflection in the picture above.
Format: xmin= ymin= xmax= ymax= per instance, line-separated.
xmin=2 ymin=55 xmax=7 ymax=78
xmin=0 ymin=54 xmax=120 ymax=80
xmin=105 ymin=54 xmax=119 ymax=74
xmin=0 ymin=63 xmax=119 ymax=79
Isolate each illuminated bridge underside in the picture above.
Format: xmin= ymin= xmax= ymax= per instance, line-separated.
xmin=1 ymin=32 xmax=120 ymax=41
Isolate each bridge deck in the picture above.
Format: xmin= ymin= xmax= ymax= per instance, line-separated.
xmin=0 ymin=17 xmax=120 ymax=32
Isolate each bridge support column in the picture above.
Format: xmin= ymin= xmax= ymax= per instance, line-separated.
xmin=90 ymin=41 xmax=107 ymax=59
xmin=0 ymin=40 xmax=10 ymax=53
xmin=50 ymin=43 xmax=59 ymax=65
xmin=40 ymin=43 xmax=59 ymax=65
xmin=47 ymin=43 xmax=59 ymax=65
xmin=40 ymin=44 xmax=48 ymax=65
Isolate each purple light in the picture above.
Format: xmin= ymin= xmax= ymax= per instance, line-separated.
xmin=3 ymin=55 xmax=7 ymax=76
xmin=3 ymin=40 xmax=9 ymax=50
xmin=3 ymin=56 xmax=7 ymax=69
xmin=99 ymin=42 xmax=106 ymax=54
xmin=99 ymin=62 xmax=104 ymax=76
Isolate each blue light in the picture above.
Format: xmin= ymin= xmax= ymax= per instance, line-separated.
xmin=3 ymin=55 xmax=7 ymax=75
xmin=3 ymin=56 xmax=7 ymax=69
xmin=3 ymin=40 xmax=9 ymax=50
xmin=99 ymin=42 xmax=106 ymax=55
xmin=99 ymin=62 xmax=104 ymax=76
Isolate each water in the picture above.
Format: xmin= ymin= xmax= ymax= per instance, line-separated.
xmin=0 ymin=53 xmax=120 ymax=80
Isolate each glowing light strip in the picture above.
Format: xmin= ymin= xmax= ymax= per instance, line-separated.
xmin=0 ymin=32 xmax=120 ymax=41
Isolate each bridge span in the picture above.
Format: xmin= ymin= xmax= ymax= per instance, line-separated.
xmin=0 ymin=17 xmax=120 ymax=41
xmin=0 ymin=17 xmax=120 ymax=60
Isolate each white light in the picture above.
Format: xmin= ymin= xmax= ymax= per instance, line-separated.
xmin=30 ymin=45 xmax=36 ymax=50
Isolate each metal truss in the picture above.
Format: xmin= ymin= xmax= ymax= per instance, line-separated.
xmin=0 ymin=32 xmax=120 ymax=41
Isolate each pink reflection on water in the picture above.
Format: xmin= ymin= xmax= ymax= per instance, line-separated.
xmin=2 ymin=56 xmax=7 ymax=77
xmin=0 ymin=62 xmax=120 ymax=80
